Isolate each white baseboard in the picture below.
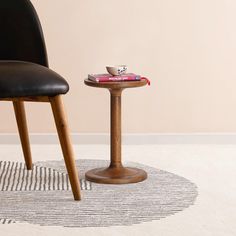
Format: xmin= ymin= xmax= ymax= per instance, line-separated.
xmin=0 ymin=133 xmax=236 ymax=145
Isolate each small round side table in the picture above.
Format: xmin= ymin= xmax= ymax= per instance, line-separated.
xmin=84 ymin=79 xmax=148 ymax=184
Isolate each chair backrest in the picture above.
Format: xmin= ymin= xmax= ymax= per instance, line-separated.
xmin=0 ymin=0 xmax=48 ymax=67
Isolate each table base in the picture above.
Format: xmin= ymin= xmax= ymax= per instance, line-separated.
xmin=85 ymin=167 xmax=147 ymax=184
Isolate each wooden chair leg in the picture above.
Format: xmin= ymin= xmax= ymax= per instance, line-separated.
xmin=13 ymin=101 xmax=33 ymax=170
xmin=49 ymin=95 xmax=81 ymax=201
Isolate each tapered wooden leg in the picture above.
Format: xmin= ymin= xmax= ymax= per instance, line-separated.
xmin=49 ymin=95 xmax=81 ymax=201
xmin=13 ymin=101 xmax=33 ymax=170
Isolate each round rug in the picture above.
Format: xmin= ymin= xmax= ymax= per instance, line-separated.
xmin=0 ymin=159 xmax=198 ymax=227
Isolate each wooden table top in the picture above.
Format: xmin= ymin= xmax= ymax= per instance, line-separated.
xmin=84 ymin=79 xmax=148 ymax=89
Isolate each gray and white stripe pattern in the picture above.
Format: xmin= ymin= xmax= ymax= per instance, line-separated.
xmin=0 ymin=161 xmax=91 ymax=191
xmin=0 ymin=219 xmax=15 ymax=224
xmin=0 ymin=159 xmax=198 ymax=227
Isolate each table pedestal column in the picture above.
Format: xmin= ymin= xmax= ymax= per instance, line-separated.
xmin=85 ymin=89 xmax=147 ymax=184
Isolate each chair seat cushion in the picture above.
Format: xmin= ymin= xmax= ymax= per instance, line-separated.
xmin=0 ymin=61 xmax=69 ymax=98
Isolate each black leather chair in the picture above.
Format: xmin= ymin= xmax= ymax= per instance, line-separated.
xmin=0 ymin=0 xmax=81 ymax=200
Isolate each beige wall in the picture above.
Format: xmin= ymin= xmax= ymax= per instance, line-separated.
xmin=1 ymin=0 xmax=236 ymax=133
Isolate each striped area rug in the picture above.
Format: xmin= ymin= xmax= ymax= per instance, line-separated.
xmin=0 ymin=159 xmax=198 ymax=227
xmin=0 ymin=219 xmax=15 ymax=224
xmin=0 ymin=161 xmax=91 ymax=191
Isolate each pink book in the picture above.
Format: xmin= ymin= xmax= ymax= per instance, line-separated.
xmin=88 ymin=73 xmax=141 ymax=82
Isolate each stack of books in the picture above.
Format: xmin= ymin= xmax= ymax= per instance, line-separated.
xmin=88 ymin=73 xmax=141 ymax=83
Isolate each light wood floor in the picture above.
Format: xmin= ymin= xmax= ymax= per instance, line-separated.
xmin=0 ymin=144 xmax=235 ymax=236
